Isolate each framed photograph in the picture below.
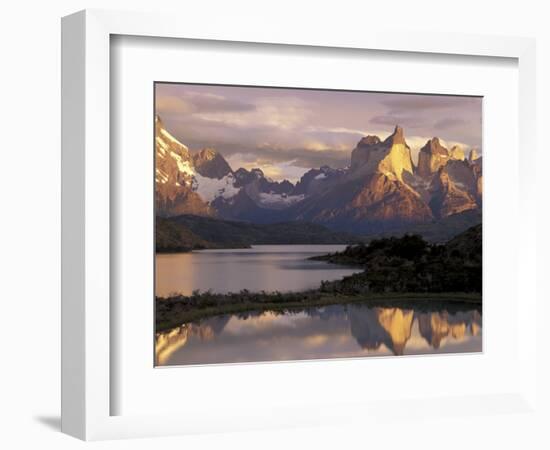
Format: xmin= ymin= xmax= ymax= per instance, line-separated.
xmin=62 ymin=9 xmax=538 ymax=440
xmin=153 ymin=83 xmax=483 ymax=367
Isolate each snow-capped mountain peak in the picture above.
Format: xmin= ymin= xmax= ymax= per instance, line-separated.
xmin=155 ymin=116 xmax=242 ymax=215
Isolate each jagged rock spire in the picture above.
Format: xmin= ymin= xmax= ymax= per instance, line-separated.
xmin=358 ymin=135 xmax=381 ymax=146
xmin=416 ymin=137 xmax=448 ymax=178
xmin=384 ymin=125 xmax=406 ymax=145
xmin=422 ymin=137 xmax=448 ymax=155
xmin=449 ymin=145 xmax=465 ymax=161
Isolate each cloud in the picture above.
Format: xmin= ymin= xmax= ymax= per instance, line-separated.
xmin=184 ymin=91 xmax=255 ymax=113
xmin=304 ymin=126 xmax=367 ymax=137
xmin=286 ymin=148 xmax=351 ymax=169
xmin=226 ymin=154 xmax=310 ymax=182
xmin=301 ymin=138 xmax=352 ymax=152
xmin=226 ymin=144 xmax=351 ymax=172
xmin=155 ymin=90 xmax=255 ymax=117
xmin=195 ymin=96 xmax=312 ymax=131
xmin=439 ymin=138 xmax=471 ymax=152
xmin=381 ymin=95 xmax=477 ymax=111
xmin=370 ymin=114 xmax=428 ymax=129
xmin=434 ymin=117 xmax=467 ymax=130
xmin=155 ymin=95 xmax=195 ymax=115
xmin=155 ymin=84 xmax=482 ymax=181
xmin=374 ymin=95 xmax=480 ymax=134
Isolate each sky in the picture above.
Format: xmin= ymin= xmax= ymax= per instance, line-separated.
xmin=155 ymin=83 xmax=482 ymax=182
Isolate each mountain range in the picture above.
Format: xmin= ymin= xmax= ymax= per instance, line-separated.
xmin=155 ymin=115 xmax=482 ymax=237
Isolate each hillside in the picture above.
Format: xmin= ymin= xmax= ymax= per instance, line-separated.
xmin=363 ymin=210 xmax=482 ymax=243
xmin=156 ymin=214 xmax=360 ymax=252
xmin=312 ymin=224 xmax=482 ymax=294
xmin=156 ymin=217 xmax=218 ymax=252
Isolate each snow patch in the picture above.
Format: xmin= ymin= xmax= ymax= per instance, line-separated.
xmin=194 ymin=173 xmax=241 ymax=203
xmin=156 ymin=137 xmax=168 ymax=156
xmin=170 ymin=151 xmax=195 ymax=177
xmin=453 ymin=181 xmax=467 ymax=189
xmin=155 ymin=168 xmax=169 ymax=184
xmin=314 ymin=173 xmax=327 ymax=180
xmin=258 ymin=192 xmax=305 ymax=206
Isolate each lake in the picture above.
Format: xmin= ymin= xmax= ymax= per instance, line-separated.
xmin=155 ymin=244 xmax=363 ymax=297
xmin=155 ymin=303 xmax=482 ymax=366
xmin=155 ymin=244 xmax=482 ymax=365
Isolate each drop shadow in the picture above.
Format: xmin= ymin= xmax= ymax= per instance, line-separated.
xmin=34 ymin=415 xmax=61 ymax=431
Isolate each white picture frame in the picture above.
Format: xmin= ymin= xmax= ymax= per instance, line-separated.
xmin=61 ymin=9 xmax=538 ymax=441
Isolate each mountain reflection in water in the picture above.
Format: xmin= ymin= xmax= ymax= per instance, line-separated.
xmin=155 ymin=304 xmax=482 ymax=366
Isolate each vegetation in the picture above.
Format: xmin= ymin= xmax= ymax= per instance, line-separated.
xmin=156 ymin=214 xmax=360 ymax=252
xmin=156 ymin=210 xmax=481 ymax=252
xmin=156 ymin=290 xmax=480 ymax=332
xmin=156 ymin=217 xmax=217 ymax=252
xmin=312 ymin=224 xmax=482 ymax=294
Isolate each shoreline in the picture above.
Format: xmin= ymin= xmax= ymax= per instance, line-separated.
xmin=156 ymin=242 xmax=351 ymax=255
xmin=155 ymin=292 xmax=481 ymax=332
xmin=156 ymin=226 xmax=482 ymax=332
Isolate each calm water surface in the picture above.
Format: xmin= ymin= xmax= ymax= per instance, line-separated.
xmin=156 ymin=245 xmax=363 ymax=297
xmin=156 ymin=304 xmax=482 ymax=366
xmin=155 ymin=244 xmax=481 ymax=365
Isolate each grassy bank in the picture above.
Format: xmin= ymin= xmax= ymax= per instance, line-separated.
xmin=155 ymin=291 xmax=481 ymax=332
